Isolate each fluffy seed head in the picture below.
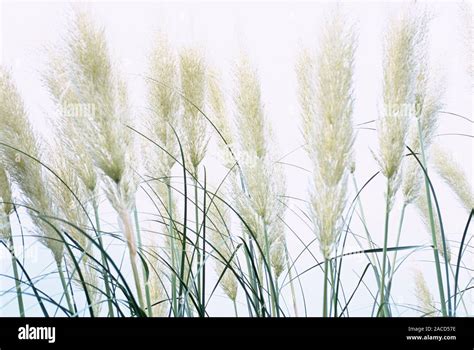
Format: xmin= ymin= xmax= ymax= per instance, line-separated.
xmin=233 ymin=166 xmax=277 ymax=252
xmin=145 ymin=231 xmax=168 ymax=317
xmin=180 ymin=47 xmax=208 ymax=174
xmin=270 ymin=222 xmax=286 ymax=279
xmin=209 ymin=199 xmax=238 ymax=301
xmin=376 ymin=10 xmax=426 ymax=208
xmin=50 ymin=153 xmax=102 ymax=316
xmin=414 ymin=269 xmax=437 ymax=316
xmin=207 ymin=69 xmax=235 ymax=170
xmin=233 ymin=56 xmax=287 ymax=264
xmin=0 ymin=68 xmax=63 ymax=262
xmin=234 ymin=56 xmax=280 ymax=221
xmin=402 ymin=70 xmax=443 ymax=205
xmin=296 ymin=49 xmax=317 ymax=155
xmin=0 ymin=167 xmax=13 ymax=240
xmin=234 ymin=56 xmax=266 ymax=160
xmin=50 ymin=151 xmax=91 ymax=249
xmin=432 ymin=146 xmax=474 ymax=212
xmin=297 ymin=13 xmax=355 ymax=259
xmin=44 ymin=51 xmax=98 ymax=200
xmin=416 ymin=194 xmax=451 ymax=262
xmin=0 ymin=210 xmax=11 ymax=241
xmin=0 ymin=167 xmax=13 ymax=217
xmin=149 ymin=270 xmax=167 ymax=317
xmin=65 ymin=11 xmax=136 ymax=212
xmin=142 ymin=34 xmax=183 ymax=262
xmin=145 ymin=34 xmax=180 ymax=181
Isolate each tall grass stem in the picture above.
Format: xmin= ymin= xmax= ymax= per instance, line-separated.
xmin=379 ymin=182 xmax=391 ymax=317
xmin=417 ymin=118 xmax=448 ymax=317
xmin=57 ymin=261 xmax=74 ymax=315
xmin=8 ymin=236 xmax=25 ymax=317
xmin=93 ymin=200 xmax=114 ymax=317
xmin=134 ymin=206 xmax=153 ymax=316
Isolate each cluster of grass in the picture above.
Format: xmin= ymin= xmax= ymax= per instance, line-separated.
xmin=0 ymin=5 xmax=472 ymax=318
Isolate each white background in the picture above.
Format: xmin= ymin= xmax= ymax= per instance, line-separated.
xmin=0 ymin=0 xmax=472 ymax=316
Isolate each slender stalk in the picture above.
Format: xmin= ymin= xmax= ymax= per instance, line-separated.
xmin=119 ymin=209 xmax=145 ymax=312
xmin=386 ymin=203 xmax=407 ymax=298
xmin=177 ymin=164 xmax=189 ymax=318
xmin=244 ymin=234 xmax=260 ymax=317
xmin=423 ymin=175 xmax=447 ymax=316
xmin=449 ymin=264 xmax=468 ymax=316
xmin=416 ymin=118 xmax=447 ymax=317
xmin=251 ymin=239 xmax=265 ymax=317
xmin=379 ymin=181 xmax=391 ymax=317
xmin=8 ymin=235 xmax=25 ymax=317
xmin=57 ymin=261 xmax=74 ymax=314
xmin=330 ymin=258 xmax=336 ymax=316
xmin=274 ymin=276 xmax=280 ymax=317
xmin=201 ymin=171 xmax=207 ymax=315
xmin=92 ymin=200 xmax=114 ymax=317
xmin=167 ymin=185 xmax=178 ymax=316
xmin=350 ymin=174 xmax=386 ymax=315
xmin=193 ymin=175 xmax=202 ymax=316
xmin=238 ymin=173 xmax=260 ymax=316
xmin=351 ymin=175 xmax=382 ymax=272
xmin=262 ymin=222 xmax=276 ymax=316
xmin=391 ymin=203 xmax=407 ymax=269
xmin=233 ymin=298 xmax=239 ymax=317
xmin=133 ymin=205 xmax=153 ymax=317
xmin=323 ymin=258 xmax=329 ymax=317
xmin=284 ymin=243 xmax=299 ymax=317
